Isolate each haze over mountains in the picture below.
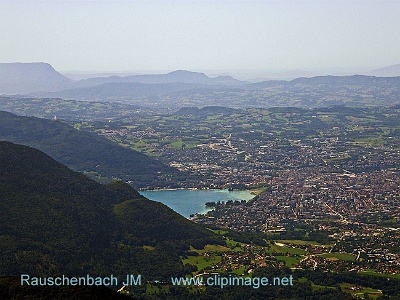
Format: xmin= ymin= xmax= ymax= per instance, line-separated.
xmin=0 ymin=62 xmax=72 ymax=94
xmin=73 ymin=70 xmax=244 ymax=87
xmin=368 ymin=64 xmax=400 ymax=77
xmin=0 ymin=62 xmax=244 ymax=95
xmin=1 ymin=62 xmax=400 ymax=108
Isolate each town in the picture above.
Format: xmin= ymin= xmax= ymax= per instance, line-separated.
xmin=71 ymin=105 xmax=400 ymax=284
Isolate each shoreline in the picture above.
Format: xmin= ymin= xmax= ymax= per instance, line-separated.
xmin=138 ymin=186 xmax=268 ymax=194
xmin=139 ymin=188 xmax=256 ymax=218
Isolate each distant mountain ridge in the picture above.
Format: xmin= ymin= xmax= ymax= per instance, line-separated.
xmin=368 ymin=63 xmax=400 ymax=77
xmin=73 ymin=69 xmax=245 ymax=88
xmin=37 ymin=72 xmax=400 ymax=108
xmin=1 ymin=62 xmax=400 ymax=108
xmin=0 ymin=62 xmax=72 ymax=94
xmin=290 ymin=74 xmax=400 ymax=86
xmin=0 ymin=63 xmax=245 ymax=95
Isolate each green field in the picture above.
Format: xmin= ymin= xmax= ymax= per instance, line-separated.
xmin=340 ymin=283 xmax=382 ymax=299
xmin=358 ymin=269 xmax=400 ymax=279
xmin=321 ymin=252 xmax=356 ymax=261
xmin=269 ymin=243 xmax=307 ymax=255
xmin=182 ymin=255 xmax=222 ymax=273
xmin=209 ymin=229 xmax=229 ymax=235
xmin=278 ymin=239 xmax=322 ymax=246
xmin=225 ymin=239 xmax=244 ymax=251
xmin=275 ymin=256 xmax=302 ymax=267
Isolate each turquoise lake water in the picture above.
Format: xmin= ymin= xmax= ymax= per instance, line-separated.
xmin=140 ymin=189 xmax=254 ymax=218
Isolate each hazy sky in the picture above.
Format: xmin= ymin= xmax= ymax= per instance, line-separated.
xmin=0 ymin=0 xmax=399 ymax=74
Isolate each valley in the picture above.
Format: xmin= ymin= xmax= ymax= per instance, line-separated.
xmin=75 ymin=104 xmax=400 ymax=297
xmin=1 ymin=71 xmax=400 ymax=298
xmin=1 ymin=97 xmax=399 ymax=298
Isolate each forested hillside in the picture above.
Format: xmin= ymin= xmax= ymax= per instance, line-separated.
xmin=0 ymin=141 xmax=219 ymax=279
xmin=0 ymin=111 xmax=182 ymax=188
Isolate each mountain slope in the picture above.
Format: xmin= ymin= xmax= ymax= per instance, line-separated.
xmin=0 ymin=111 xmax=180 ymax=188
xmin=0 ymin=141 xmax=218 ymax=278
xmin=0 ymin=62 xmax=72 ymax=94
xmin=368 ymin=63 xmax=400 ymax=77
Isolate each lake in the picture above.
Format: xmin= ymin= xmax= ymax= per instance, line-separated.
xmin=140 ymin=189 xmax=254 ymax=218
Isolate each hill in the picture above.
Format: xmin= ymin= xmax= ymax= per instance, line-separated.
xmin=39 ymin=82 xmax=212 ymax=100
xmin=34 ymin=70 xmax=245 ymax=100
xmin=0 ymin=141 xmax=218 ymax=279
xmin=290 ymin=74 xmax=400 ymax=86
xmin=175 ymin=106 xmax=239 ymax=116
xmin=72 ymin=69 xmax=245 ymax=88
xmin=0 ymin=62 xmax=72 ymax=94
xmin=368 ymin=63 xmax=400 ymax=77
xmin=35 ymin=74 xmax=400 ymax=108
xmin=0 ymin=111 xmax=181 ymax=188
xmin=241 ymin=75 xmax=400 ymax=107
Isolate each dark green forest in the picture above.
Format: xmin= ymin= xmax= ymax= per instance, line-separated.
xmin=0 ymin=141 xmax=219 ymax=280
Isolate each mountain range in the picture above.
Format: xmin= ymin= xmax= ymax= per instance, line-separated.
xmin=1 ymin=62 xmax=400 ymax=108
xmin=0 ymin=62 xmax=244 ymax=96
